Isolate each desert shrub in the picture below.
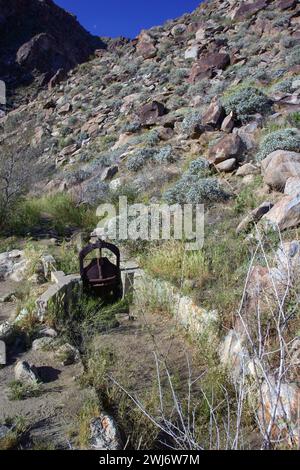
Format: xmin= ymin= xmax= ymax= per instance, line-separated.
xmin=256 ymin=127 xmax=300 ymax=161
xmin=222 ymin=86 xmax=272 ymax=122
xmin=163 ymin=157 xmax=226 ymax=205
xmin=164 ymin=176 xmax=229 ymax=205
xmin=181 ymin=111 xmax=202 ymax=134
xmin=272 ymin=77 xmax=295 ymax=93
xmin=121 ymin=121 xmax=141 ymax=133
xmin=126 ymin=148 xmax=156 ymax=172
xmin=188 ymin=157 xmax=211 ymax=176
xmin=153 ymin=145 xmax=176 ymax=164
xmin=287 ymin=45 xmax=300 ymax=66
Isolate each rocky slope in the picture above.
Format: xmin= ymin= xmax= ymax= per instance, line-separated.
xmin=0 ymin=0 xmax=104 ymax=108
xmin=1 ymin=0 xmax=300 ymax=450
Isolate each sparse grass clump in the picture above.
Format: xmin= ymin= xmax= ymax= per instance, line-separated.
xmin=8 ymin=380 xmax=41 ymax=401
xmin=141 ymin=241 xmax=209 ymax=287
xmin=256 ymin=127 xmax=300 ymax=161
xmin=0 ymin=417 xmax=27 ymax=450
xmin=6 ymin=193 xmax=98 ymax=236
xmin=222 ymin=85 xmax=272 ymax=122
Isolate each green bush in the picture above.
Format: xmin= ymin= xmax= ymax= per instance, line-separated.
xmin=163 ymin=157 xmax=227 ymax=205
xmin=287 ymin=45 xmax=300 ymax=67
xmin=222 ymin=86 xmax=272 ymax=122
xmin=8 ymin=381 xmax=41 ymax=401
xmin=256 ymin=127 xmax=300 ymax=161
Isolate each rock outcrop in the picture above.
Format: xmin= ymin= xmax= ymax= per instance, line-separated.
xmin=0 ymin=0 xmax=104 ymax=105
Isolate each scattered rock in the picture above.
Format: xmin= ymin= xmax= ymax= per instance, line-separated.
xmin=216 ymin=158 xmax=236 ymax=172
xmin=261 ymin=150 xmax=300 ymax=190
xmin=236 ymin=163 xmax=260 ymax=177
xmin=263 ymin=194 xmax=300 ymax=230
xmin=14 ymin=361 xmax=39 ymax=385
xmin=0 ymin=425 xmax=10 ymax=440
xmin=171 ymin=23 xmax=186 ymax=37
xmin=184 ymin=45 xmax=200 ymax=60
xmin=0 ymin=322 xmax=14 ymax=342
xmin=202 ymin=100 xmax=225 ymax=128
xmin=209 ymin=134 xmax=244 ymax=164
xmin=89 ymin=415 xmax=122 ymax=450
xmin=188 ymin=52 xmax=230 ymax=82
xmin=55 ymin=343 xmax=80 ymax=366
xmin=137 ymin=101 xmax=167 ymax=126
xmin=32 ymin=337 xmax=54 ymax=352
xmin=284 ymin=176 xmax=300 ymax=196
xmin=0 ymin=250 xmax=29 ymax=282
xmin=221 ymin=112 xmax=235 ymax=133
xmin=136 ymin=31 xmax=157 ymax=59
xmin=237 ymin=201 xmax=273 ymax=233
xmin=101 ymin=166 xmax=119 ymax=182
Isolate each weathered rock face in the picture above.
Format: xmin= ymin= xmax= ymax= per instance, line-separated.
xmin=261 ymin=151 xmax=300 ymax=190
xmin=0 ymin=250 xmax=29 ymax=282
xmin=188 ymin=52 xmax=230 ymax=82
xmin=0 ymin=0 xmax=103 ymax=101
xmin=232 ymin=0 xmax=267 ymax=21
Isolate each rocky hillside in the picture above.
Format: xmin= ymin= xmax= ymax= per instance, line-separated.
xmin=1 ymin=0 xmax=300 ymax=451
xmin=0 ymin=0 xmax=104 ymax=108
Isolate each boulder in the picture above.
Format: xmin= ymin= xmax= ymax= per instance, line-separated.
xmin=232 ymin=0 xmax=267 ymax=21
xmin=263 ymin=194 xmax=300 ymax=230
xmin=14 ymin=361 xmax=39 ymax=385
xmin=209 ymin=134 xmax=244 ymax=164
xmin=89 ymin=415 xmax=122 ymax=450
xmin=55 ymin=343 xmax=80 ymax=366
xmin=32 ymin=337 xmax=54 ymax=352
xmin=236 ymin=201 xmax=273 ymax=233
xmin=216 ymin=158 xmax=236 ymax=172
xmin=236 ymin=163 xmax=260 ymax=177
xmin=136 ymin=31 xmax=157 ymax=59
xmin=277 ymin=0 xmax=297 ymax=10
xmin=100 ymin=166 xmax=119 ymax=182
xmin=137 ymin=101 xmax=167 ymax=126
xmin=0 ymin=322 xmax=14 ymax=341
xmin=202 ymin=100 xmax=225 ymax=128
xmin=184 ymin=45 xmax=200 ymax=60
xmin=188 ymin=52 xmax=230 ymax=82
xmin=0 ymin=425 xmax=10 ymax=440
xmin=171 ymin=23 xmax=186 ymax=37
xmin=284 ymin=176 xmax=300 ymax=196
xmin=261 ymin=151 xmax=300 ymax=190
xmin=221 ymin=112 xmax=235 ymax=133
xmin=0 ymin=250 xmax=29 ymax=282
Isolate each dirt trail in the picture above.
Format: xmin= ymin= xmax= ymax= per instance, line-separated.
xmin=0 ymin=346 xmax=95 ymax=449
xmin=93 ymin=306 xmax=202 ymax=400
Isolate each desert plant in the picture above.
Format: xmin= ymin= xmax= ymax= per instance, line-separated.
xmin=222 ymin=86 xmax=272 ymax=122
xmin=256 ymin=127 xmax=300 ymax=161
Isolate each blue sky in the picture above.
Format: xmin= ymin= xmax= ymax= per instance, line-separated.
xmin=55 ymin=0 xmax=201 ymax=38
